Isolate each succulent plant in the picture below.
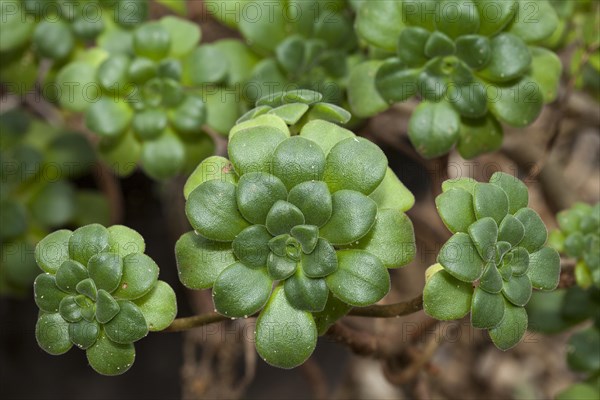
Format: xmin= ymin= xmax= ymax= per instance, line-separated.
xmin=52 ymin=15 xmax=216 ymax=180
xmin=175 ymin=90 xmax=416 ymax=368
xmin=350 ymin=0 xmax=562 ymax=159
xmin=33 ymin=224 xmax=177 ymax=375
xmin=208 ymin=0 xmax=358 ymax=104
xmin=423 ymin=172 xmax=561 ymax=350
xmin=549 ymin=202 xmax=600 ymax=288
xmin=0 ymin=110 xmax=108 ymax=296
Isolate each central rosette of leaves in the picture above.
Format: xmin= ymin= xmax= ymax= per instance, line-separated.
xmin=176 ymin=103 xmax=416 ymax=369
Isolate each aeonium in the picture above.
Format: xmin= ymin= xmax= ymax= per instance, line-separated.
xmin=175 ymin=91 xmax=416 ymax=368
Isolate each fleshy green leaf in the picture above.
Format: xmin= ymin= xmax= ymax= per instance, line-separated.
xmin=290 ymin=225 xmax=319 ymax=254
xmin=326 ymin=250 xmax=389 ymax=306
xmin=355 ymin=0 xmax=404 ymax=51
xmin=267 ymin=253 xmax=298 ymax=281
xmin=104 ymin=300 xmax=149 ymax=344
xmin=111 ymin=253 xmax=159 ymax=300
xmin=487 ymin=77 xmax=543 ymax=127
xmin=476 ymin=0 xmax=517 ymax=36
xmin=478 ymin=33 xmax=531 ymax=82
xmin=468 ymin=217 xmax=498 ymax=261
xmin=438 ymin=233 xmax=485 ymax=282
xmin=133 ymin=22 xmax=171 ymax=60
xmin=268 ymin=103 xmax=309 ymax=125
xmin=408 ymin=101 xmax=460 ymax=159
xmin=88 ymin=253 xmax=123 ymax=293
xmin=107 ymin=225 xmax=146 ymax=258
xmin=352 ymin=209 xmax=415 ymax=268
xmin=159 ymin=16 xmax=200 ymax=57
xmin=301 ymin=238 xmax=338 ymax=278
xmin=232 ymin=225 xmax=272 ymax=268
xmin=347 ymin=61 xmax=389 ymax=118
xmin=55 ymin=260 xmax=88 ymax=293
xmin=369 ymin=168 xmax=415 ymax=212
xmin=473 ymin=183 xmax=509 ymax=224
xmin=455 ymin=35 xmax=491 ymax=69
xmin=134 ymin=280 xmax=177 ymax=331
xmin=489 ymin=299 xmax=528 ymax=350
xmin=69 ymin=319 xmax=100 ymax=350
xmin=423 ymin=267 xmax=473 ymax=320
xmin=489 ymin=172 xmax=529 ymax=214
xmin=175 ymin=231 xmax=236 ymax=289
xmin=527 ymin=247 xmax=560 ymax=290
xmin=323 ymin=137 xmax=387 ymax=195
xmin=435 ymin=188 xmax=476 ymax=233
xmin=471 ymin=287 xmax=505 ymax=329
xmin=255 ymin=285 xmax=317 ymax=369
xmin=434 ymin=0 xmax=480 ymax=38
xmin=228 ymin=126 xmax=288 ymax=175
xmin=96 ymin=289 xmax=120 ymax=324
xmin=287 ymin=181 xmax=332 ymax=227
xmin=479 ymin=262 xmax=503 ymax=293
xmin=230 ymin=114 xmax=289 ymax=139
xmin=272 ymin=137 xmax=326 ymax=191
xmin=236 ymin=172 xmax=288 ymax=225
xmin=528 ymin=47 xmax=562 ymax=103
xmin=507 ymin=0 xmax=558 ymax=43
xmin=284 ymin=268 xmax=328 ymax=312
xmin=59 ymin=296 xmax=83 ymax=323
xmin=375 ymin=59 xmax=419 ymax=103
xmin=456 ymin=115 xmax=503 ymax=159
xmin=507 ymin=247 xmax=530 ymax=276
xmin=397 ymin=27 xmax=430 ymax=67
xmin=265 ymin=201 xmax=305 ymax=236
xmin=184 ymin=156 xmax=238 ymax=200
xmin=319 ymin=190 xmax=377 ymax=246
xmin=186 ymin=180 xmax=250 ymax=242
xmin=56 ymin=61 xmax=98 ymax=112
xmin=498 ymin=214 xmax=525 ymax=247
xmin=68 ymin=224 xmax=110 ymax=265
xmin=213 ymin=263 xmax=272 ymax=318
xmin=34 ymin=274 xmax=68 ymax=313
xmin=86 ymin=332 xmax=135 ymax=376
xmin=36 ymin=312 xmax=72 ymax=355
xmin=514 ymin=208 xmax=548 ymax=253
xmin=140 ymin=130 xmax=185 ymax=180
xmin=502 ymin=274 xmax=532 ymax=306
xmin=85 ymin=98 xmax=132 ymax=138
xmin=76 ymin=278 xmax=97 ymax=300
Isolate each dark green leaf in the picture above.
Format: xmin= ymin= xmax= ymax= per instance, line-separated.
xmin=104 ymin=300 xmax=149 ymax=344
xmin=325 ymin=250 xmax=389 ymax=306
xmin=479 ymin=262 xmax=503 ymax=293
xmin=423 ymin=267 xmax=473 ymax=320
xmin=228 ymin=126 xmax=288 ymax=175
xmin=397 ymin=27 xmax=430 ymax=67
xmin=86 ymin=332 xmax=135 ymax=376
xmin=434 ymin=0 xmax=480 ymax=38
xmin=213 ymin=262 xmax=272 ymax=318
xmin=284 ymin=269 xmax=328 ymax=312
xmin=34 ymin=274 xmax=68 ymax=313
xmin=471 ymin=287 xmax=505 ymax=329
xmin=438 ymin=233 xmax=485 ymax=282
xmin=76 ymin=278 xmax=97 ymax=300
xmin=111 ymin=253 xmax=159 ymax=300
xmin=527 ymin=247 xmax=560 ymax=290
xmin=232 ymin=225 xmax=272 ymax=268
xmin=290 ymin=225 xmax=319 ymax=254
xmin=134 ymin=22 xmax=171 ymax=60
xmin=473 ymin=183 xmax=509 ymax=224
xmin=69 ymin=319 xmax=100 ymax=350
xmin=408 ymin=101 xmax=460 ymax=159
xmin=478 ymin=33 xmax=531 ymax=82
xmin=55 ymin=260 xmax=88 ymax=293
xmin=502 ymin=274 xmax=532 ymax=306
xmin=272 ymin=137 xmax=325 ymax=191
xmin=489 ymin=299 xmax=528 ymax=350
xmin=287 ymin=181 xmax=332 ymax=227
xmin=96 ymin=289 xmax=120 ymax=324
xmin=85 ymin=98 xmax=132 ymax=138
xmin=489 ymin=171 xmax=529 ymax=214
xmin=319 ymin=190 xmax=377 ymax=246
xmin=175 ymin=231 xmax=236 ymax=289
xmin=455 ymin=35 xmax=491 ymax=69
xmin=186 ymin=180 xmax=250 ymax=242
xmin=514 ymin=208 xmax=547 ymax=253
xmin=267 ymin=253 xmax=298 ymax=281
xmin=134 ymin=280 xmax=177 ymax=331
xmin=425 ymin=31 xmax=456 ymax=57
xmin=255 ymin=285 xmax=317 ymax=368
xmin=265 ymin=201 xmax=305 ymax=236
xmin=375 ymin=59 xmax=419 ymax=103
xmin=88 ymin=253 xmax=123 ymax=293
xmin=59 ymin=296 xmax=82 ymax=323
xmin=468 ymin=217 xmax=498 ymax=261
xmin=498 ymin=214 xmax=525 ymax=247
xmin=36 ymin=312 xmax=72 ymax=355
xmin=301 ymin=238 xmax=337 ymax=278
xmin=435 ymin=188 xmax=476 ymax=233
